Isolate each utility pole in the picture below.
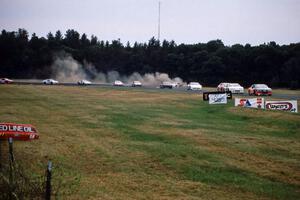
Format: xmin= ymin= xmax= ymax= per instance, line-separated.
xmin=158 ymin=1 xmax=161 ymax=41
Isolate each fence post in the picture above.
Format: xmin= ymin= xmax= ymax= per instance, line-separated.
xmin=8 ymin=137 xmax=14 ymax=200
xmin=8 ymin=137 xmax=14 ymax=163
xmin=45 ymin=161 xmax=52 ymax=200
xmin=0 ymin=140 xmax=2 ymax=170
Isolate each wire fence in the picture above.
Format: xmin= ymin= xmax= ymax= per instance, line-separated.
xmin=0 ymin=138 xmax=52 ymax=200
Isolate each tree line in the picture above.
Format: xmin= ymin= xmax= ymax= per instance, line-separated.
xmin=0 ymin=28 xmax=299 ymax=88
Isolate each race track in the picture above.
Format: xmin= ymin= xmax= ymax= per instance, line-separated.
xmin=10 ymin=80 xmax=300 ymax=100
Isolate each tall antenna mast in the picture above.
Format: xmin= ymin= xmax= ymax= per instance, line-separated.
xmin=158 ymin=1 xmax=161 ymax=41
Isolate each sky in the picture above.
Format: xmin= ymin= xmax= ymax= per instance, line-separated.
xmin=0 ymin=0 xmax=299 ymax=45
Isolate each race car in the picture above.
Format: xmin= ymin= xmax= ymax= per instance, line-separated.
xmin=217 ymin=82 xmax=244 ymax=94
xmin=248 ymin=84 xmax=272 ymax=96
xmin=159 ymin=81 xmax=177 ymax=89
xmin=78 ymin=79 xmax=92 ymax=85
xmin=187 ymin=82 xmax=202 ymax=90
xmin=43 ymin=79 xmax=59 ymax=85
xmin=113 ymin=80 xmax=124 ymax=86
xmin=132 ymin=81 xmax=142 ymax=87
xmin=0 ymin=78 xmax=13 ymax=84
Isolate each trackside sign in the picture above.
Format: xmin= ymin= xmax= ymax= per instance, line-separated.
xmin=265 ymin=100 xmax=298 ymax=113
xmin=203 ymin=91 xmax=232 ymax=101
xmin=0 ymin=123 xmax=39 ymax=140
xmin=235 ymin=98 xmax=265 ymax=109
xmin=209 ymin=93 xmax=227 ymax=104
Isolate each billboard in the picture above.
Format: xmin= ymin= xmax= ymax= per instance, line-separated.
xmin=265 ymin=100 xmax=298 ymax=113
xmin=0 ymin=123 xmax=39 ymax=140
xmin=203 ymin=91 xmax=232 ymax=101
xmin=209 ymin=93 xmax=227 ymax=104
xmin=235 ymin=98 xmax=265 ymax=109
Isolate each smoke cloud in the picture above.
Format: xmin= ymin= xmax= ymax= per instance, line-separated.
xmin=51 ymin=54 xmax=185 ymax=86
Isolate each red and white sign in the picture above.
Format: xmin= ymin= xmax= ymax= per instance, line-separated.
xmin=265 ymin=101 xmax=298 ymax=113
xmin=0 ymin=123 xmax=39 ymax=140
xmin=235 ymin=98 xmax=265 ymax=109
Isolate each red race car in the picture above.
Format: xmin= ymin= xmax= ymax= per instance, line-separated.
xmin=248 ymin=84 xmax=272 ymax=96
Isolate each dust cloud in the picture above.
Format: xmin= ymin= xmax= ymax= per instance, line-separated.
xmin=51 ymin=54 xmax=185 ymax=86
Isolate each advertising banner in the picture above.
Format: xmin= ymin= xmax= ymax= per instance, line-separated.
xmin=265 ymin=100 xmax=298 ymax=113
xmin=203 ymin=91 xmax=232 ymax=101
xmin=209 ymin=93 xmax=227 ymax=104
xmin=235 ymin=98 xmax=265 ymax=109
xmin=0 ymin=123 xmax=39 ymax=140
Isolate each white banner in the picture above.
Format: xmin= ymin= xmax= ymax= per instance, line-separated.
xmin=235 ymin=98 xmax=265 ymax=109
xmin=209 ymin=93 xmax=227 ymax=104
xmin=265 ymin=100 xmax=298 ymax=113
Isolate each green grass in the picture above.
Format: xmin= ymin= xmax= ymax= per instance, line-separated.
xmin=0 ymin=85 xmax=299 ymax=199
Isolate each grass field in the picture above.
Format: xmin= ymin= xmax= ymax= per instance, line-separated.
xmin=0 ymin=85 xmax=299 ymax=199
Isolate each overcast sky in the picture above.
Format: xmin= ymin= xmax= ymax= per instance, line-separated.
xmin=0 ymin=0 xmax=299 ymax=45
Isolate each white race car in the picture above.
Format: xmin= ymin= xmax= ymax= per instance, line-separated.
xmin=187 ymin=82 xmax=202 ymax=90
xmin=217 ymin=83 xmax=244 ymax=94
xmin=113 ymin=80 xmax=124 ymax=86
xmin=0 ymin=78 xmax=13 ymax=84
xmin=160 ymin=81 xmax=177 ymax=89
xmin=43 ymin=79 xmax=59 ymax=85
xmin=132 ymin=81 xmax=142 ymax=87
xmin=78 ymin=79 xmax=92 ymax=85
